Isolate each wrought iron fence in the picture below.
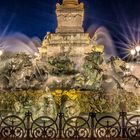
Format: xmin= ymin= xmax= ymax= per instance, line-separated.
xmin=0 ymin=111 xmax=140 ymax=139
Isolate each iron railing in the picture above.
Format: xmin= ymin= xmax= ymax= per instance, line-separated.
xmin=0 ymin=111 xmax=140 ymax=139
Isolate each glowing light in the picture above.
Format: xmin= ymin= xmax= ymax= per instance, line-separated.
xmin=130 ymin=49 xmax=136 ymax=56
xmin=0 ymin=50 xmax=3 ymax=56
xmin=130 ymin=65 xmax=134 ymax=72
xmin=126 ymin=64 xmax=130 ymax=69
xmin=131 ymin=65 xmax=134 ymax=69
xmin=34 ymin=52 xmax=39 ymax=57
xmin=121 ymin=83 xmax=124 ymax=87
xmin=135 ymin=45 xmax=140 ymax=52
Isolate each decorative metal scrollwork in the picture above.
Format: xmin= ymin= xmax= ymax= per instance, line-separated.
xmin=0 ymin=112 xmax=140 ymax=139
xmin=0 ymin=115 xmax=26 ymax=138
xmin=63 ymin=116 xmax=90 ymax=138
xmin=126 ymin=115 xmax=140 ymax=137
xmin=30 ymin=116 xmax=58 ymax=138
xmin=94 ymin=115 xmax=121 ymax=138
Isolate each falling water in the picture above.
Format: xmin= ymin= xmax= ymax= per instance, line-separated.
xmin=87 ymin=25 xmax=117 ymax=60
xmin=0 ymin=33 xmax=41 ymax=55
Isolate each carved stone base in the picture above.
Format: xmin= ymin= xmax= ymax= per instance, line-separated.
xmin=40 ymin=33 xmax=93 ymax=72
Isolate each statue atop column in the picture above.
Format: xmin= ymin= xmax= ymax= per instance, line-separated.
xmin=63 ymin=0 xmax=79 ymax=5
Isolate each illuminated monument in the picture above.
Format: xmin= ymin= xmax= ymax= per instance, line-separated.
xmin=39 ymin=0 xmax=93 ymax=71
xmin=0 ymin=0 xmax=139 ymax=119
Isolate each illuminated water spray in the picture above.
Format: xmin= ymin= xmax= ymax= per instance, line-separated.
xmin=0 ymin=33 xmax=40 ymax=55
xmin=87 ymin=25 xmax=117 ymax=60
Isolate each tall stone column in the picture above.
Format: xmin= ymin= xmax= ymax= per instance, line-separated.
xmin=56 ymin=0 xmax=84 ymax=33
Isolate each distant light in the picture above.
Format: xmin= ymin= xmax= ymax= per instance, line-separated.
xmin=130 ymin=49 xmax=136 ymax=56
xmin=126 ymin=64 xmax=130 ymax=69
xmin=0 ymin=50 xmax=3 ymax=56
xmin=135 ymin=45 xmax=140 ymax=52
xmin=130 ymin=66 xmax=134 ymax=72
xmin=121 ymin=83 xmax=124 ymax=87
xmin=34 ymin=52 xmax=39 ymax=57
xmin=131 ymin=65 xmax=134 ymax=69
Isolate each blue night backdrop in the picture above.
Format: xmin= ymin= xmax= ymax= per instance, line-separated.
xmin=0 ymin=0 xmax=140 ymax=57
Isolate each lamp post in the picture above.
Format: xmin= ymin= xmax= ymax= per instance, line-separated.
xmin=130 ymin=45 xmax=140 ymax=63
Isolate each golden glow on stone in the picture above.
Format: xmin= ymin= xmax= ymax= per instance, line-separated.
xmin=95 ymin=45 xmax=104 ymax=53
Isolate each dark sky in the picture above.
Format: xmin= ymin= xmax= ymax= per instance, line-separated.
xmin=0 ymin=0 xmax=140 ymax=57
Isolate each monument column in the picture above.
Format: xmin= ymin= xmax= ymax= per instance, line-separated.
xmin=39 ymin=0 xmax=93 ymax=74
xmin=56 ymin=0 xmax=84 ymax=33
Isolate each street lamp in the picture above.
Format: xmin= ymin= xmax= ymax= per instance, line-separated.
xmin=130 ymin=49 xmax=136 ymax=56
xmin=136 ymin=45 xmax=140 ymax=53
xmin=130 ymin=45 xmax=140 ymax=63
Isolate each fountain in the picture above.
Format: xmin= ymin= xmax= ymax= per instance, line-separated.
xmin=0 ymin=0 xmax=139 ymax=118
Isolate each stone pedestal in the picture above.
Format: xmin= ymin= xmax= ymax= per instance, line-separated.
xmin=39 ymin=33 xmax=93 ymax=72
xmin=56 ymin=0 xmax=84 ymax=33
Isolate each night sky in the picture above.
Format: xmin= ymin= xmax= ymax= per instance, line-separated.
xmin=0 ymin=0 xmax=140 ymax=57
